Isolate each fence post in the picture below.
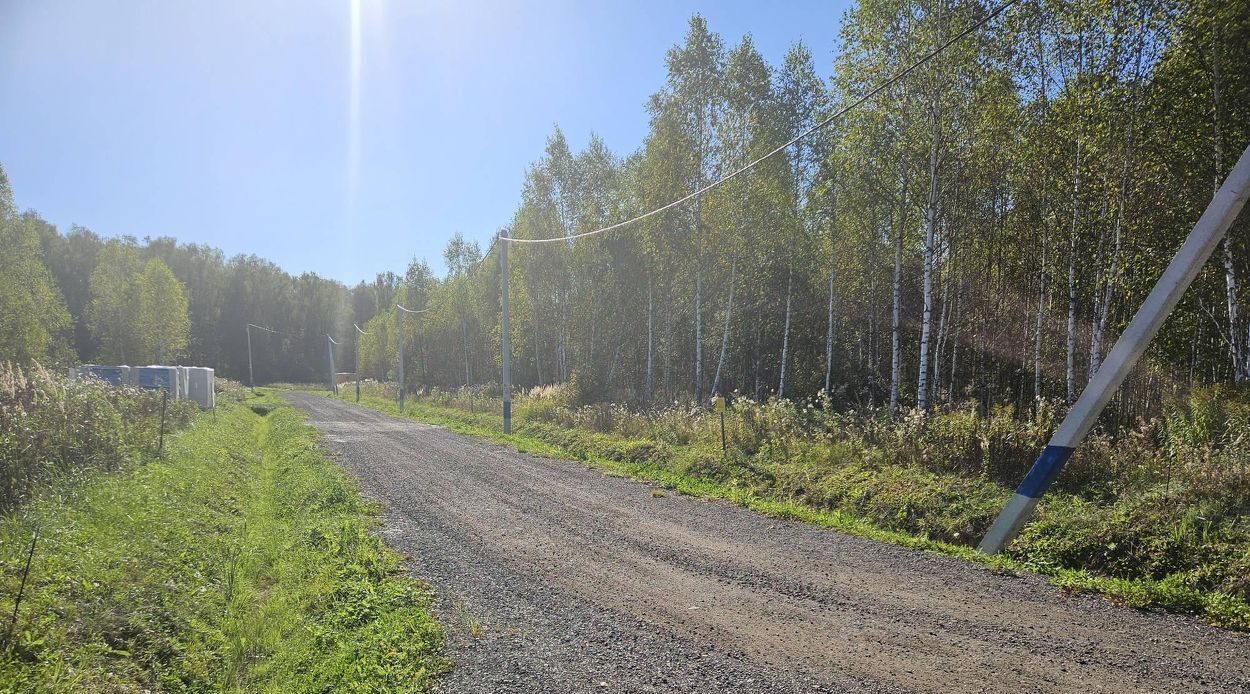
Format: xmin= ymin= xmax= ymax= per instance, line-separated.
xmin=158 ymin=389 xmax=168 ymax=456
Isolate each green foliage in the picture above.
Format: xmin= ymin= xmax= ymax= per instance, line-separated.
xmin=0 ymin=393 xmax=446 ymax=691
xmin=0 ymin=171 xmax=71 ymax=364
xmin=135 ymin=258 xmax=190 ymax=363
xmin=86 ymin=247 xmax=190 ymax=365
xmin=85 ymin=241 xmax=145 ymax=364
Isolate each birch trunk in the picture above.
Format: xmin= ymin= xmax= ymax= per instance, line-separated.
xmin=533 ymin=319 xmax=542 ymax=386
xmin=1034 ymin=233 xmax=1048 ymax=401
xmin=663 ymin=292 xmax=672 ymax=397
xmin=695 ymin=266 xmax=703 ymax=402
xmin=1090 ymin=181 xmax=1124 ymax=377
xmin=780 ymin=154 xmax=802 ymax=400
xmin=1211 ymin=18 xmax=1243 ymax=381
xmin=934 ymin=245 xmax=950 ymax=403
xmin=1066 ymin=142 xmax=1081 ymax=404
xmin=916 ymin=124 xmax=939 ymax=411
xmin=890 ymin=191 xmax=905 ymax=415
xmin=825 ymin=256 xmax=835 ymax=395
xmin=713 ymin=256 xmax=737 ymax=397
xmin=779 ymin=265 xmax=794 ymax=398
xmin=646 ymin=280 xmax=654 ymax=398
xmin=461 ymin=315 xmax=471 ymax=387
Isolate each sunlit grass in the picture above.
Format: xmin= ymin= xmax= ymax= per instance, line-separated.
xmin=0 ymin=390 xmax=447 ymax=691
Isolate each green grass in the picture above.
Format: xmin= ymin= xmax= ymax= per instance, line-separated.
xmin=331 ymin=387 xmax=1250 ymax=631
xmin=0 ymin=390 xmax=447 ymax=692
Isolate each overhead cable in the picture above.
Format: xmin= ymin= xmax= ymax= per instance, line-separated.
xmin=396 ymin=303 xmax=435 ymax=314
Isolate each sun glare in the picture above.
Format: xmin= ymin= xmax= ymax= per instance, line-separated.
xmin=348 ymin=0 xmax=363 ymax=214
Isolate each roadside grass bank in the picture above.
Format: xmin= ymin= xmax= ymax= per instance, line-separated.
xmin=0 ymin=390 xmax=446 ymax=691
xmin=329 ymin=383 xmax=1250 ymax=631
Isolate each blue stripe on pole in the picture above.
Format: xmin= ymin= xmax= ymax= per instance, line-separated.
xmin=1015 ymin=445 xmax=1076 ymax=499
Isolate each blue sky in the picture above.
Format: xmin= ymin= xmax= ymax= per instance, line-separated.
xmin=1 ymin=0 xmax=849 ymax=284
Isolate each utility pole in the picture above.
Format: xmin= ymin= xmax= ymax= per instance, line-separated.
xmin=980 ymin=142 xmax=1250 ymax=554
xmin=499 ymin=230 xmax=512 ymax=435
xmin=327 ymin=334 xmax=339 ymax=395
xmin=353 ymin=323 xmax=368 ymax=403
xmin=395 ymin=304 xmax=431 ymax=412
xmin=247 ymin=324 xmax=253 ymax=392
xmin=396 ymin=305 xmax=405 ymax=411
xmin=246 ymin=323 xmax=277 ymax=393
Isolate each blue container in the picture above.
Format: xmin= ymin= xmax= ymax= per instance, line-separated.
xmin=86 ymin=365 xmax=129 ymax=386
xmin=135 ymin=366 xmax=178 ymax=393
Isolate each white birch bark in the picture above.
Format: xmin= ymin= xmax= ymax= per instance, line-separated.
xmin=890 ymin=191 xmax=905 ymax=415
xmin=713 ymin=255 xmax=737 ymax=397
xmin=916 ymin=118 xmax=939 ymax=412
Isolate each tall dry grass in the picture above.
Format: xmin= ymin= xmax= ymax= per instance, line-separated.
xmin=0 ymin=362 xmax=197 ymax=511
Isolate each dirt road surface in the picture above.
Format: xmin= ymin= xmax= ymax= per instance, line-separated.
xmin=285 ymin=392 xmax=1249 ymax=694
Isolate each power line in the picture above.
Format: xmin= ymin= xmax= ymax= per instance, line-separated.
xmin=396 ymin=303 xmax=434 ymax=314
xmin=506 ymin=0 xmax=1022 ymax=246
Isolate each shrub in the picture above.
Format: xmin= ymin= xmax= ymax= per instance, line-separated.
xmin=0 ymin=362 xmax=197 ymax=511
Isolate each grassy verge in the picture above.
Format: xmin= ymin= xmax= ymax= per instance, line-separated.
xmin=0 ymin=391 xmax=446 ymax=692
xmin=331 ymin=388 xmax=1250 ymax=631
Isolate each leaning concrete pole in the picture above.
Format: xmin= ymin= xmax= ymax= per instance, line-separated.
xmin=499 ymin=231 xmax=512 ymax=434
xmin=327 ymin=334 xmax=339 ymax=394
xmin=980 ymin=142 xmax=1250 ymax=554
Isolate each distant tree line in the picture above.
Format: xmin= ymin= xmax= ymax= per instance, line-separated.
xmin=0 ymin=167 xmax=379 ymax=382
xmin=2 ymin=0 xmax=1248 ymax=415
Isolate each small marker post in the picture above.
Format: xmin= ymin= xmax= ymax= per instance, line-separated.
xmin=714 ymin=395 xmax=727 ymax=454
xmin=158 ymin=389 xmax=168 ymax=456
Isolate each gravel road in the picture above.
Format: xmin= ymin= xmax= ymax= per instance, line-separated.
xmin=284 ymin=392 xmax=1249 ymax=694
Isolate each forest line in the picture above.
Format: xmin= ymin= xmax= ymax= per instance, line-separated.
xmin=2 ymin=0 xmax=1248 ymax=420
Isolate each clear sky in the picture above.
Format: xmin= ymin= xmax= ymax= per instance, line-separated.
xmin=1 ymin=0 xmax=849 ymax=284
